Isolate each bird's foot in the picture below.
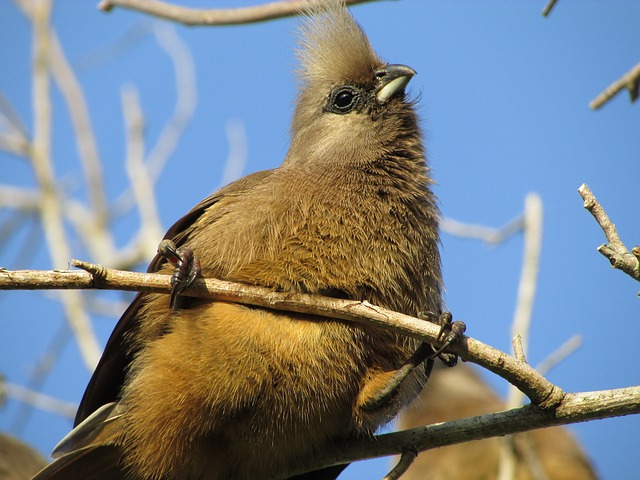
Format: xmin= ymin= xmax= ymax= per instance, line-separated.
xmin=157 ymin=239 xmax=201 ymax=310
xmin=419 ymin=311 xmax=466 ymax=367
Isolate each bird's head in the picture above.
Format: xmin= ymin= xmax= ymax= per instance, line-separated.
xmin=285 ymin=3 xmax=423 ymax=170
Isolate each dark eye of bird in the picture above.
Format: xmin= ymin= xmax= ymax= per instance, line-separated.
xmin=328 ymin=86 xmax=360 ymax=114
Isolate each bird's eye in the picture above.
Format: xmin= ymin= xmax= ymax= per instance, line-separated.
xmin=327 ymin=87 xmax=360 ymax=114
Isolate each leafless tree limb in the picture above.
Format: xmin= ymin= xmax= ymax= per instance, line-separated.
xmin=578 ymin=183 xmax=640 ymax=283
xmin=2 ymin=260 xmax=639 ymax=476
xmin=0 ymin=260 xmax=583 ymax=410
xmin=286 ymin=385 xmax=640 ymax=478
xmin=1 ymin=381 xmax=77 ymax=419
xmin=98 ymin=0 xmax=379 ymax=27
xmin=440 ymin=214 xmax=524 ymax=245
xmin=22 ymin=0 xmax=102 ymax=371
xmin=535 ymin=335 xmax=582 ymax=376
xmin=499 ymin=193 xmax=543 ymax=480
xmin=542 ymin=0 xmax=558 ymax=17
xmin=589 ymin=63 xmax=640 ymax=110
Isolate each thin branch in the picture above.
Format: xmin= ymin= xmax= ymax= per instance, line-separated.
xmin=2 ymin=264 xmax=639 ymax=475
xmin=219 ymin=119 xmax=249 ymax=188
xmin=10 ymin=323 xmax=73 ymax=432
xmin=383 ymin=449 xmax=417 ymax=480
xmin=542 ymin=0 xmax=558 ymax=17
xmin=122 ymin=85 xmax=164 ymax=260
xmin=440 ymin=214 xmax=524 ymax=246
xmin=509 ymin=193 xmax=543 ymax=364
xmin=145 ymin=22 xmax=197 ymax=183
xmin=111 ymin=22 xmax=196 ymax=225
xmin=284 ymin=386 xmax=640 ymax=478
xmin=98 ymin=0 xmax=379 ymax=27
xmin=0 ymin=92 xmax=29 ymax=140
xmin=0 ymin=261 xmax=565 ymax=410
xmin=49 ymin=32 xmax=110 ymax=234
xmin=500 ymin=194 xmax=543 ymax=479
xmin=536 ymin=335 xmax=582 ymax=376
xmin=578 ymin=183 xmax=640 ymax=282
xmin=0 ymin=132 xmax=30 ymax=157
xmin=589 ymin=63 xmax=640 ymax=110
xmin=2 ymin=382 xmax=77 ymax=419
xmin=26 ymin=0 xmax=102 ymax=371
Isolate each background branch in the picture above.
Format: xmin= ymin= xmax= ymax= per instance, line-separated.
xmin=287 ymin=386 xmax=640 ymax=478
xmin=589 ymin=63 xmax=640 ymax=110
xmin=98 ymin=0 xmax=379 ymax=26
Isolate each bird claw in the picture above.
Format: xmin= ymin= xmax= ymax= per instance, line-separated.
xmin=157 ymin=239 xmax=201 ymax=310
xmin=431 ymin=311 xmax=466 ymax=367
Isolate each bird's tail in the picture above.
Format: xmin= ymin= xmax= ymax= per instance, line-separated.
xmin=31 ymin=402 xmax=128 ymax=480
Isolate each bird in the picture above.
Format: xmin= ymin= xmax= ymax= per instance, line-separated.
xmin=397 ymin=364 xmax=598 ymax=480
xmin=33 ymin=3 xmax=443 ymax=479
xmin=0 ymin=433 xmax=48 ymax=480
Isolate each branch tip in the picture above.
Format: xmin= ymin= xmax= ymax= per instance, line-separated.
xmin=98 ymin=0 xmax=113 ymax=12
xmin=383 ymin=448 xmax=418 ymax=480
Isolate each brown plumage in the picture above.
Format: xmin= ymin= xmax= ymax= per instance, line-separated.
xmin=33 ymin=4 xmax=442 ymax=479
xmin=398 ymin=364 xmax=598 ymax=480
xmin=0 ymin=433 xmax=48 ymax=480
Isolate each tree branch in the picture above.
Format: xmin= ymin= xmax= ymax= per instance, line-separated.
xmin=98 ymin=0 xmax=380 ymax=26
xmin=578 ymin=183 xmax=640 ymax=283
xmin=2 ymin=262 xmax=639 ymax=474
xmin=0 ymin=260 xmax=571 ymax=410
xmin=589 ymin=63 xmax=640 ymax=110
xmin=284 ymin=386 xmax=640 ymax=478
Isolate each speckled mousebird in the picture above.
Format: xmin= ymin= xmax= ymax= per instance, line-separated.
xmin=33 ymin=3 xmax=444 ymax=479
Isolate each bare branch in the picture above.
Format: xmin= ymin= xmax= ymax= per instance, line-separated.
xmin=536 ymin=335 xmax=582 ymax=376
xmin=98 ymin=0 xmax=379 ymax=27
xmin=145 ymin=22 xmax=197 ymax=181
xmin=578 ymin=183 xmax=640 ymax=282
xmin=0 ymin=132 xmax=29 ymax=157
xmin=0 ymin=261 xmax=565 ymax=409
xmin=510 ymin=193 xmax=543 ymax=362
xmin=122 ymin=85 xmax=164 ymax=260
xmin=49 ymin=32 xmax=109 ymax=231
xmin=542 ymin=0 xmax=558 ymax=17
xmin=2 ymin=381 xmax=77 ymax=419
xmin=0 ymin=92 xmax=29 ymax=140
xmin=27 ymin=0 xmax=102 ymax=371
xmin=219 ymin=119 xmax=249 ymax=188
xmin=111 ymin=22 xmax=196 ymax=226
xmin=0 ymin=93 xmax=30 ymax=157
xmin=589 ymin=63 xmax=640 ymax=110
xmin=2 ymin=263 xmax=639 ymax=474
xmin=286 ymin=386 xmax=640 ymax=478
xmin=440 ymin=214 xmax=524 ymax=246
xmin=383 ymin=449 xmax=417 ymax=480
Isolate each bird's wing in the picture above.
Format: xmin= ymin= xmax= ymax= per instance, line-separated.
xmin=74 ymin=169 xmax=275 ymax=426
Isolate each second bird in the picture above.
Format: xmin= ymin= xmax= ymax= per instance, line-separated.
xmin=33 ymin=4 xmax=443 ymax=479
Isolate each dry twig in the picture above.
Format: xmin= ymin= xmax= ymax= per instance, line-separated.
xmin=98 ymin=0 xmax=378 ymax=26
xmin=590 ymin=63 xmax=640 ymax=110
xmin=542 ymin=0 xmax=558 ymax=17
xmin=578 ymin=183 xmax=640 ymax=283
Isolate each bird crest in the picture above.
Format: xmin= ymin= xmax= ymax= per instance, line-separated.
xmin=296 ymin=1 xmax=382 ymax=88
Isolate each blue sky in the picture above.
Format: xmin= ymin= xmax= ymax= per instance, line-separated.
xmin=1 ymin=1 xmax=639 ymax=478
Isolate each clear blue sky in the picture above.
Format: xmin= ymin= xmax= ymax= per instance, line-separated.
xmin=1 ymin=1 xmax=639 ymax=478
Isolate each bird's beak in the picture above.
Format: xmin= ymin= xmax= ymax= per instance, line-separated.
xmin=375 ymin=64 xmax=417 ymax=104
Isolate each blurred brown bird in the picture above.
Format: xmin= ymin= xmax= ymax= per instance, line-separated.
xmin=0 ymin=433 xmax=48 ymax=480
xmin=33 ymin=3 xmax=442 ymax=479
xmin=397 ymin=364 xmax=598 ymax=480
